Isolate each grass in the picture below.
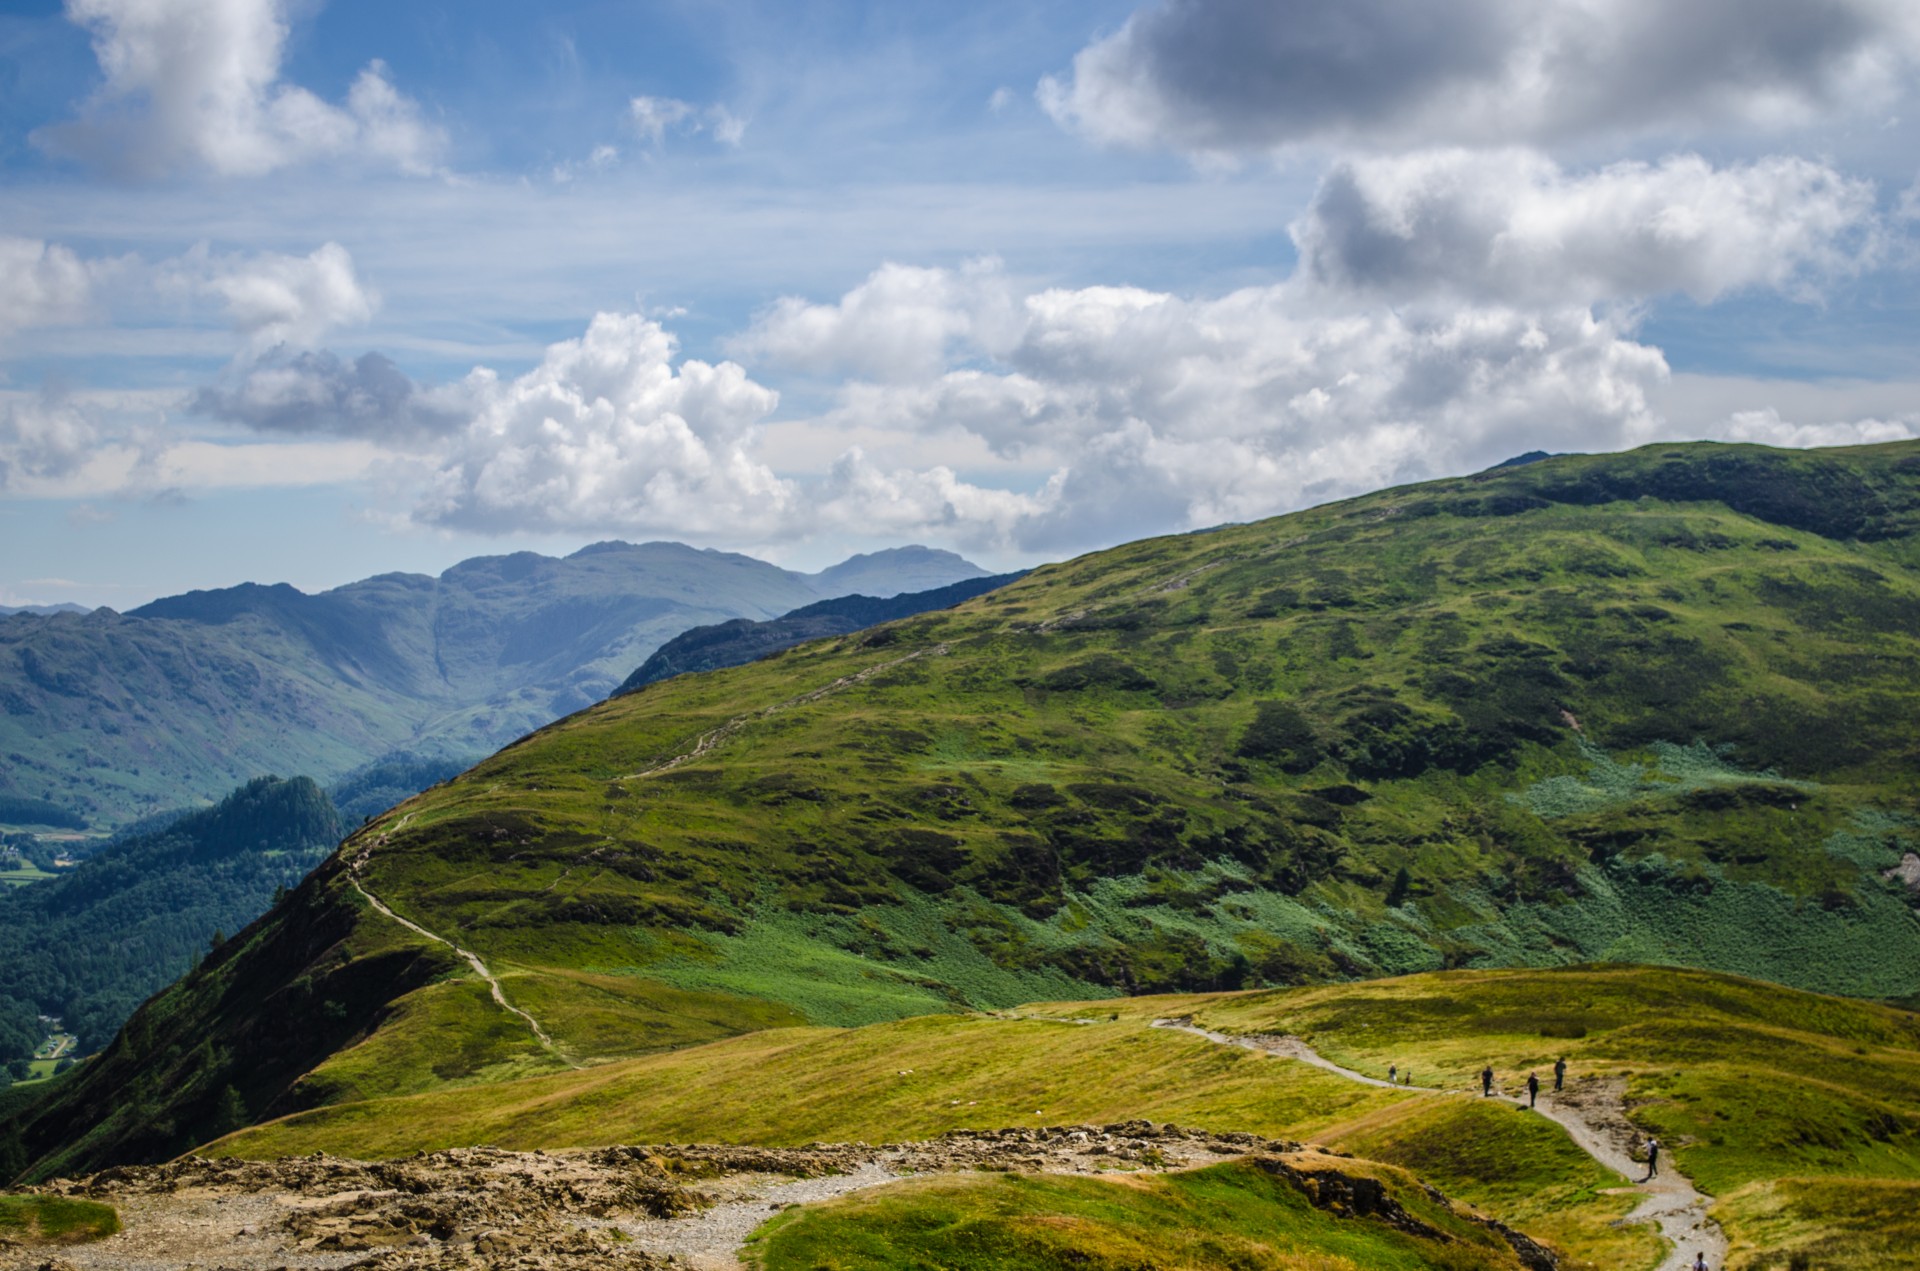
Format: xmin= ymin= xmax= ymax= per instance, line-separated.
xmin=21 ymin=439 xmax=1920 ymax=1182
xmin=744 ymin=1156 xmax=1535 ymax=1271
xmin=1714 ymin=1176 xmax=1920 ymax=1270
xmin=212 ymin=1012 xmax=1407 ymax=1160
xmin=0 ymin=1194 xmax=120 ymax=1244
xmin=206 ymin=964 xmax=1920 ymax=1271
xmin=0 ymin=864 xmax=53 ymax=887
xmin=1319 ymin=1098 xmax=1660 ymax=1271
xmin=1084 ymin=965 xmax=1920 ymax=1198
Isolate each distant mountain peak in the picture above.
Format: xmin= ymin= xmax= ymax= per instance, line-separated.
xmin=807 ymin=545 xmax=989 ymax=598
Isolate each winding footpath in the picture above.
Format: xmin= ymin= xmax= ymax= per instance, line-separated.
xmin=342 ymin=814 xmax=575 ymax=1067
xmin=1153 ymin=1020 xmax=1726 ymax=1271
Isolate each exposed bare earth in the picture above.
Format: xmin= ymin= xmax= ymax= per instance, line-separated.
xmin=2 ymin=1124 xmax=1293 ymax=1271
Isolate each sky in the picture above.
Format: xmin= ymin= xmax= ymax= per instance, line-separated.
xmin=1 ymin=0 xmax=1917 ymax=610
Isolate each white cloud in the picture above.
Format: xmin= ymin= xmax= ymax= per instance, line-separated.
xmin=750 ymin=264 xmax=1674 ymax=550
xmin=1041 ymin=0 xmax=1920 ymax=157
xmin=170 ymin=241 xmax=378 ymax=350
xmin=0 ymin=237 xmax=111 ymax=340
xmin=630 ymin=96 xmax=746 ymax=148
xmin=414 ymin=312 xmax=796 ymax=536
xmin=1717 ymin=406 xmax=1917 ymax=448
xmin=0 ymin=394 xmax=103 ymax=489
xmin=732 ymin=259 xmax=1018 ymax=381
xmin=1292 ymin=150 xmax=1883 ymax=305
xmin=40 ymin=0 xmax=444 ymax=177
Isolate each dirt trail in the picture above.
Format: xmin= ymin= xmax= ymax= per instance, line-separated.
xmin=620 ymin=644 xmax=947 ymax=782
xmin=1153 ymin=1019 xmax=1726 ymax=1271
xmin=348 ymin=878 xmax=572 ymax=1066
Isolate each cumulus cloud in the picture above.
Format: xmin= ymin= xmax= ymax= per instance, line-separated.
xmin=414 ymin=312 xmax=795 ymax=536
xmin=768 ymin=264 xmax=1673 ymax=549
xmin=39 ymin=0 xmax=444 ymax=177
xmin=190 ymin=348 xmax=462 ymax=440
xmin=1041 ymin=0 xmax=1920 ymax=156
xmin=732 ymin=260 xmax=1019 ymax=381
xmin=0 ymin=394 xmax=104 ymax=490
xmin=0 ymin=238 xmax=110 ymax=340
xmin=169 ymin=241 xmax=377 ymax=350
xmin=1293 ymin=151 xmax=1883 ymax=305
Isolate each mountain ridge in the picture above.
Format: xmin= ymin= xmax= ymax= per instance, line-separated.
xmin=0 ymin=541 xmax=988 ymax=829
xmin=8 ymin=438 xmax=1920 ymax=1181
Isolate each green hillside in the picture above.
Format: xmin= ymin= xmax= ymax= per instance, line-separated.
xmin=8 ymin=439 xmax=1920 ymax=1181
xmin=0 ymin=541 xmax=984 ymax=829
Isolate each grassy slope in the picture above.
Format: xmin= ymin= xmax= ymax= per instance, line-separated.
xmin=1106 ymin=965 xmax=1920 ymax=1195
xmin=313 ymin=440 xmax=1920 ymax=1087
xmin=14 ymin=440 xmax=1920 ymax=1182
xmin=211 ymin=966 xmax=1916 ymax=1271
xmin=745 ymin=1157 xmax=1534 ymax=1271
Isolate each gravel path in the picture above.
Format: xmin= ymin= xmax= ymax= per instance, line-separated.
xmin=615 ymin=1163 xmax=899 ymax=1269
xmin=1153 ymin=1019 xmax=1728 ymax=1271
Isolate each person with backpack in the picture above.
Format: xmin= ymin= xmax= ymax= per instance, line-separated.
xmin=1481 ymin=1064 xmax=1494 ymax=1096
xmin=1526 ymin=1072 xmax=1539 ymax=1107
xmin=1644 ymin=1136 xmax=1661 ymax=1180
xmin=1554 ymin=1056 xmax=1567 ymax=1091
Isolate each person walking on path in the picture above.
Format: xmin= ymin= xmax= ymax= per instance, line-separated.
xmin=1554 ymin=1056 xmax=1566 ymax=1091
xmin=1481 ymin=1064 xmax=1494 ymax=1096
xmin=1691 ymin=1253 xmax=1709 ymax=1271
xmin=1644 ymin=1136 xmax=1661 ymax=1180
xmin=1388 ymin=1063 xmax=1396 ymax=1084
xmin=1527 ymin=1072 xmax=1539 ymax=1108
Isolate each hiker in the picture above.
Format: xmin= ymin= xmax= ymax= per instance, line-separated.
xmin=1388 ymin=1063 xmax=1397 ymax=1084
xmin=1404 ymin=1070 xmax=1412 ymax=1086
xmin=1527 ymin=1072 xmax=1539 ymax=1108
xmin=1554 ymin=1056 xmax=1567 ymax=1091
xmin=1644 ymin=1136 xmax=1661 ymax=1180
xmin=1481 ymin=1064 xmax=1494 ymax=1096
xmin=1692 ymin=1254 xmax=1709 ymax=1271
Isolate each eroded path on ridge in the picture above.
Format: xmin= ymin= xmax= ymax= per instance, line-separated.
xmin=1153 ymin=1019 xmax=1726 ymax=1271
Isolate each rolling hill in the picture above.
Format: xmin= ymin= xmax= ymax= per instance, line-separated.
xmin=0 ymin=542 xmax=985 ymax=830
xmin=7 ymin=438 xmax=1920 ymax=1186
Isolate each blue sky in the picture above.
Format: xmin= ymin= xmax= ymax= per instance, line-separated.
xmin=2 ymin=0 xmax=1917 ymax=608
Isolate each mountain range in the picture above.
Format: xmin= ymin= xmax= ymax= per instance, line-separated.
xmin=9 ymin=438 xmax=1919 ymax=1184
xmin=0 ymin=543 xmax=986 ymax=830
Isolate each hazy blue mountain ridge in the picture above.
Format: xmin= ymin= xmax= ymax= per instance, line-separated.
xmin=0 ymin=541 xmax=986 ymax=829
